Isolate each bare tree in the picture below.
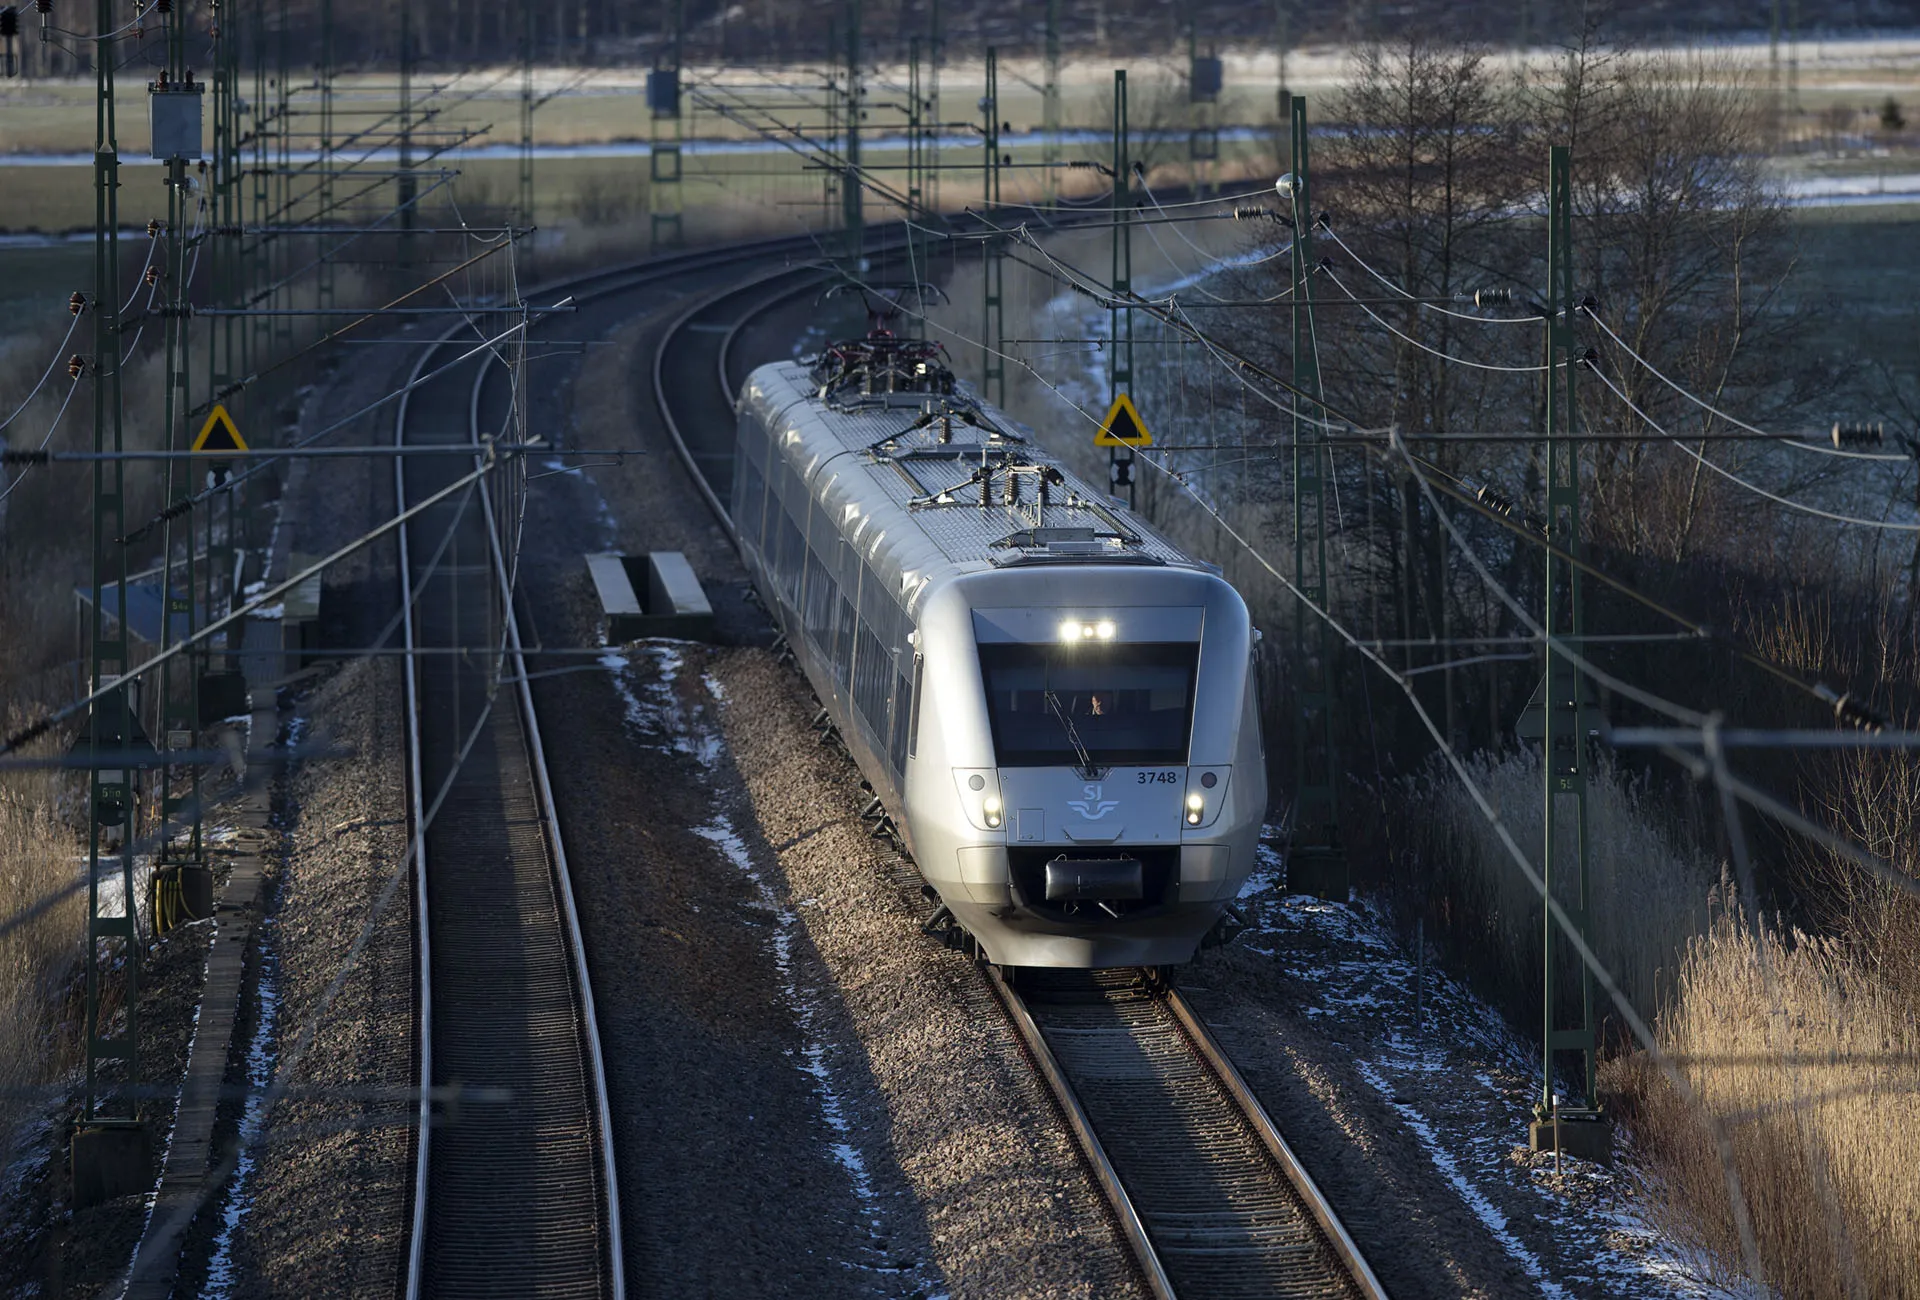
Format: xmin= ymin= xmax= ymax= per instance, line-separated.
xmin=1530 ymin=44 xmax=1842 ymax=564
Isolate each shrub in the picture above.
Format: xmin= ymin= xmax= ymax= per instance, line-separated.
xmin=1613 ymin=905 xmax=1920 ymax=1298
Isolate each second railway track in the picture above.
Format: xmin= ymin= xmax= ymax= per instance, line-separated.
xmin=395 ymin=309 xmax=624 ymax=1298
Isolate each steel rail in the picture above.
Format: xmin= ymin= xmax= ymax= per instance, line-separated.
xmin=986 ymin=967 xmax=1178 ymax=1300
xmin=994 ymin=969 xmax=1386 ymax=1300
xmin=392 ymin=330 xmax=436 ymax=1298
xmin=1165 ymin=988 xmax=1387 ymax=1298
xmin=651 ymin=268 xmax=815 ymax=548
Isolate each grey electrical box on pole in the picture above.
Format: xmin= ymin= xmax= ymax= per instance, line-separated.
xmin=148 ymin=81 xmax=203 ymax=161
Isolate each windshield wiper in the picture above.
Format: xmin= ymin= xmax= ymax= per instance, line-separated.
xmin=1044 ymin=689 xmax=1103 ymax=779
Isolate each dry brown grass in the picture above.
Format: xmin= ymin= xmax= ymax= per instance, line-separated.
xmin=1613 ymin=907 xmax=1920 ymax=1299
xmin=0 ymin=746 xmax=83 ymax=1170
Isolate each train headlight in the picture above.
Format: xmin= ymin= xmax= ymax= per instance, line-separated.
xmin=1060 ymin=617 xmax=1117 ymax=643
xmin=954 ymin=769 xmax=1004 ymax=831
xmin=1182 ymin=768 xmax=1230 ymax=830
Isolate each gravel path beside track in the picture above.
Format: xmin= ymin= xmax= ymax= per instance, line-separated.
xmin=227 ymin=657 xmax=413 ymax=1297
xmin=210 ymin=346 xmax=415 ymax=1299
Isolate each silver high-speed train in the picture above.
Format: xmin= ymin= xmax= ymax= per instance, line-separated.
xmin=730 ymin=337 xmax=1265 ymax=967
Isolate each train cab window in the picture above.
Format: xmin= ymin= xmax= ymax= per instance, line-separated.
xmin=978 ymin=642 xmax=1198 ymax=767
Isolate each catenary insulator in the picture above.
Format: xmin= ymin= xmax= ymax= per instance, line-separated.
xmin=1473 ymin=287 xmax=1513 ymax=307
xmin=1831 ymin=691 xmax=1887 ymax=733
xmin=67 ymin=354 xmax=86 ymax=379
xmin=68 ymin=291 xmax=86 ymax=314
xmin=1831 ymin=421 xmax=1884 ymax=448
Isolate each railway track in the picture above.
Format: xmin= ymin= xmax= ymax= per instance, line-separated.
xmin=386 ymin=233 xmax=841 ymax=1296
xmin=650 ymin=245 xmax=1388 ymax=1300
xmin=993 ymin=969 xmax=1385 ymax=1300
xmin=394 ymin=310 xmax=623 ymax=1298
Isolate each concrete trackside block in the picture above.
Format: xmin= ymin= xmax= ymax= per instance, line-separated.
xmin=588 ymin=552 xmax=715 ymax=642
xmin=586 ymin=553 xmax=642 ymax=631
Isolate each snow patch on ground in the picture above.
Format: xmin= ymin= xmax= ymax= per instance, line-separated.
xmin=540 ymin=456 xmax=618 ymax=546
xmin=202 ymin=914 xmax=280 ymax=1297
xmin=691 ymin=814 xmax=888 ymax=1238
xmin=1234 ymin=839 xmax=1748 ymax=1300
xmin=601 ymin=642 xmax=724 ymax=767
xmin=202 ymin=717 xmax=296 ymax=1297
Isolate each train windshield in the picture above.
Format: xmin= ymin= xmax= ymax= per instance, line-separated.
xmin=978 ymin=642 xmax=1198 ymax=767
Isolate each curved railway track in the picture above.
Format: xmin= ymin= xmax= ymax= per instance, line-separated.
xmin=394 ymin=309 xmax=624 ymax=1299
xmin=387 ymin=237 xmax=838 ymax=1296
xmin=647 ymin=247 xmax=1388 ymax=1300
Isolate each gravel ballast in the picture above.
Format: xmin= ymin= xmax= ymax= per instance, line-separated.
xmin=224 ymin=654 xmax=413 ymax=1298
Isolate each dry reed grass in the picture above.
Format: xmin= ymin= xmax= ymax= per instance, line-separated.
xmin=0 ymin=747 xmax=82 ymax=1172
xmin=1612 ymin=906 xmax=1920 ymax=1299
xmin=1378 ymin=746 xmax=1717 ymax=1032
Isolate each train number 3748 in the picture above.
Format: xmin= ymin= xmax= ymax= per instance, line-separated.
xmin=1137 ymin=770 xmax=1180 ymax=784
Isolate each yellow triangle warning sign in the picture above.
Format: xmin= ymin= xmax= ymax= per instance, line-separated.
xmin=191 ymin=404 xmax=248 ymax=455
xmin=1094 ymin=391 xmax=1152 ymax=447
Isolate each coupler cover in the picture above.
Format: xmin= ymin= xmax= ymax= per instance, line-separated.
xmin=1044 ymin=856 xmax=1144 ymax=902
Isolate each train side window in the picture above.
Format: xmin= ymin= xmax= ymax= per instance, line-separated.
xmin=854 ymin=618 xmax=889 ymax=741
xmin=803 ymin=542 xmax=836 ymax=654
xmin=906 ymin=652 xmax=924 ymax=760
xmin=734 ymin=459 xmax=766 ymax=552
xmin=888 ymin=655 xmax=913 ymax=774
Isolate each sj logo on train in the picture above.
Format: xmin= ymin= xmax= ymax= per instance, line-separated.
xmin=1068 ymin=785 xmax=1121 ymax=820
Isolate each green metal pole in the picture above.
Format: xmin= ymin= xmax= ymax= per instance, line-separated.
xmin=316 ymin=0 xmax=335 ymax=311
xmin=275 ymin=0 xmax=291 ymax=351
xmin=398 ymin=0 xmax=416 ymax=264
xmin=926 ymin=0 xmax=940 ymax=220
xmin=841 ymin=0 xmax=863 ymax=267
xmin=905 ymin=35 xmax=927 ymax=339
xmin=77 ymin=0 xmax=146 ymax=1200
xmin=1109 ymin=69 xmax=1134 ymax=507
xmin=821 ymin=17 xmax=838 ymax=231
xmin=1287 ymin=95 xmax=1343 ymax=898
xmin=648 ymin=0 xmax=685 ymax=252
xmin=1042 ymin=0 xmax=1060 ymax=208
xmin=520 ymin=0 xmax=536 ymax=233
xmin=1539 ymin=143 xmax=1599 ymax=1128
xmin=156 ymin=0 xmax=205 ymax=912
xmin=1274 ymin=0 xmax=1289 ymax=114
xmin=981 ymin=47 xmax=1004 ymax=404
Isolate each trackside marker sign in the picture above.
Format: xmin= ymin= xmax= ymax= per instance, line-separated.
xmin=1094 ymin=392 xmax=1152 ymax=448
xmin=191 ymin=404 xmax=248 ymax=454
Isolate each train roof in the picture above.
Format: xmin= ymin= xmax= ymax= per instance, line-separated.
xmin=736 ymin=352 xmax=1203 ymax=618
